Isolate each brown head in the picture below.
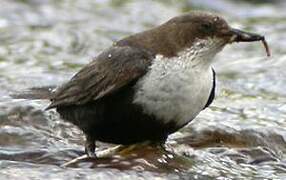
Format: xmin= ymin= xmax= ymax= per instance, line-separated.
xmin=117 ymin=11 xmax=269 ymax=58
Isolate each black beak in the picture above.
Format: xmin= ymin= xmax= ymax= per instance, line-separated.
xmin=228 ymin=28 xmax=271 ymax=57
xmin=230 ymin=28 xmax=265 ymax=42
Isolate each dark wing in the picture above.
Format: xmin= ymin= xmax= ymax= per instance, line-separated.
xmin=47 ymin=46 xmax=153 ymax=109
xmin=203 ymin=68 xmax=216 ymax=109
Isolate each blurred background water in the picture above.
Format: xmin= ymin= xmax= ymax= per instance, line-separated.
xmin=0 ymin=0 xmax=285 ymax=179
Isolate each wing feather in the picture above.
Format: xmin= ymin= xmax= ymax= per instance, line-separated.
xmin=47 ymin=46 xmax=153 ymax=109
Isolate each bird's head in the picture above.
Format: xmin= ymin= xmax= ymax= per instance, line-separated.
xmin=161 ymin=12 xmax=269 ymax=59
xmin=117 ymin=12 xmax=270 ymax=60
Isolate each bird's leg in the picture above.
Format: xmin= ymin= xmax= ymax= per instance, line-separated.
xmin=61 ymin=135 xmax=95 ymax=167
xmin=85 ymin=135 xmax=96 ymax=158
xmin=61 ymin=142 xmax=154 ymax=167
xmin=61 ymin=145 xmax=124 ymax=167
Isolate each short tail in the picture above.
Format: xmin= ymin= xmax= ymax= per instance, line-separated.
xmin=10 ymin=86 xmax=56 ymax=100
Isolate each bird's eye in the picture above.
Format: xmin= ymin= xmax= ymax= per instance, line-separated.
xmin=201 ymin=23 xmax=212 ymax=32
xmin=213 ymin=17 xmax=219 ymax=22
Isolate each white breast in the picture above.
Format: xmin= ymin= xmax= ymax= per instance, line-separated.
xmin=133 ymin=55 xmax=213 ymax=127
xmin=133 ymin=38 xmax=223 ymax=127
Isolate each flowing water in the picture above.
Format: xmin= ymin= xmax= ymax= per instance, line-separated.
xmin=0 ymin=0 xmax=286 ymax=179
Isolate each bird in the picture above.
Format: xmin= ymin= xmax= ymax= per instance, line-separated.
xmin=46 ymin=11 xmax=270 ymax=158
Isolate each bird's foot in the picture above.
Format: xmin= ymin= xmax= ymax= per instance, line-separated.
xmin=61 ymin=136 xmax=96 ymax=167
xmin=61 ymin=145 xmax=124 ymax=167
xmin=85 ymin=136 xmax=96 ymax=158
xmin=61 ymin=142 xmax=157 ymax=167
xmin=85 ymin=144 xmax=96 ymax=158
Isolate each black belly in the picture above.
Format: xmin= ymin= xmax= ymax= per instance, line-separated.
xmin=56 ymin=87 xmax=179 ymax=145
xmin=55 ymin=70 xmax=215 ymax=145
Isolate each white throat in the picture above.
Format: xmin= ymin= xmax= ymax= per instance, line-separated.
xmin=179 ymin=37 xmax=225 ymax=68
xmin=133 ymin=38 xmax=224 ymax=127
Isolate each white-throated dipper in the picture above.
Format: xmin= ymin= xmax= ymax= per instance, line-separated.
xmin=46 ymin=11 xmax=270 ymax=158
